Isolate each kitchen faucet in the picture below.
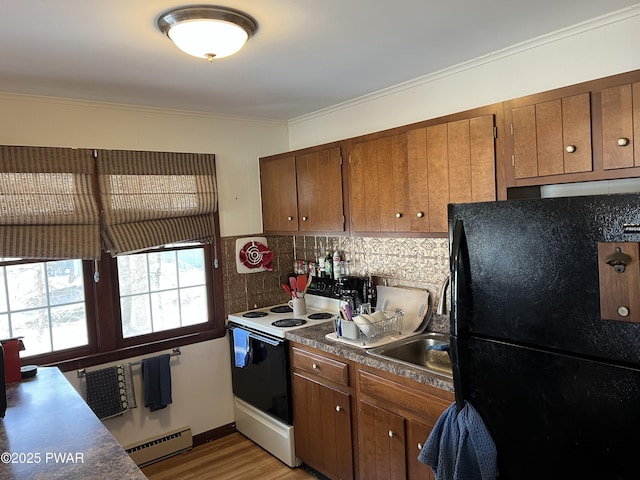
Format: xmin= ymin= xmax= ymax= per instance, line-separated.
xmin=436 ymin=276 xmax=450 ymax=315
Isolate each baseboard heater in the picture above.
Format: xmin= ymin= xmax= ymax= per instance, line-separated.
xmin=124 ymin=427 xmax=192 ymax=467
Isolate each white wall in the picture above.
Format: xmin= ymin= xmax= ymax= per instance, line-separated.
xmin=63 ymin=338 xmax=231 ymax=447
xmin=0 ymin=94 xmax=289 ymax=447
xmin=288 ymin=7 xmax=640 ymax=149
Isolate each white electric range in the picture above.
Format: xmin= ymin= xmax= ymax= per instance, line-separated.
xmin=227 ymin=294 xmax=340 ymax=338
xmin=227 ymin=277 xmax=367 ymax=468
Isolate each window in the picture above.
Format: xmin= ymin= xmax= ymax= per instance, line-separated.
xmin=4 ymin=241 xmax=224 ymax=370
xmin=0 ymin=259 xmax=88 ymax=355
xmin=0 ymin=146 xmax=224 ymax=370
xmin=117 ymin=247 xmax=208 ymax=338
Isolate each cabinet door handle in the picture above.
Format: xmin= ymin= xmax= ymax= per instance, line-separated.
xmin=335 ymin=405 xmax=342 ymax=412
xmin=312 ymin=363 xmax=318 ymax=370
xmin=618 ymin=137 xmax=630 ymax=147
xmin=302 ymin=216 xmax=308 ymax=222
xmin=388 ymin=430 xmax=395 ymax=438
xmin=287 ymin=216 xmax=293 ymax=221
xmin=417 ymin=442 xmax=423 ymax=450
xmin=416 ymin=211 xmax=424 ymax=218
xmin=565 ymin=145 xmax=576 ymax=153
xmin=395 ymin=212 xmax=402 ymax=218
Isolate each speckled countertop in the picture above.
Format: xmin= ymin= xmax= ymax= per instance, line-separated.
xmin=285 ymin=319 xmax=455 ymax=393
xmin=0 ymin=367 xmax=146 ymax=480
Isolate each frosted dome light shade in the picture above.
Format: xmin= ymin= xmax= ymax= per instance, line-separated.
xmin=157 ymin=6 xmax=257 ymax=61
xmin=168 ymin=20 xmax=249 ymax=59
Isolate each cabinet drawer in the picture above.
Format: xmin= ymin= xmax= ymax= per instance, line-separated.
xmin=358 ymin=370 xmax=449 ymax=423
xmin=291 ymin=347 xmax=349 ymax=386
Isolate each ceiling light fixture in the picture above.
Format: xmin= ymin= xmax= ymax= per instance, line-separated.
xmin=157 ymin=5 xmax=257 ymax=62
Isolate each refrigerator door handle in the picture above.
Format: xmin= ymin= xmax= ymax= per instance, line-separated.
xmin=450 ymin=219 xmax=467 ymax=412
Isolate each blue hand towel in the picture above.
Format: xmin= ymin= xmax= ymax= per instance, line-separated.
xmin=419 ymin=401 xmax=497 ymax=480
xmin=141 ymin=354 xmax=172 ymax=412
xmin=233 ymin=329 xmax=252 ymax=368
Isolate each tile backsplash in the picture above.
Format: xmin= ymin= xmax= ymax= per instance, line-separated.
xmin=221 ymin=234 xmax=450 ymax=325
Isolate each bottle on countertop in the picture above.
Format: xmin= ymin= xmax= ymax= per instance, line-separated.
xmin=333 ymin=250 xmax=341 ymax=280
xmin=318 ymin=257 xmax=325 ymax=277
xmin=324 ymin=250 xmax=332 ymax=278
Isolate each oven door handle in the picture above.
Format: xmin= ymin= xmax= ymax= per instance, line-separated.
xmin=249 ymin=332 xmax=282 ymax=347
xmin=227 ymin=323 xmax=284 ymax=347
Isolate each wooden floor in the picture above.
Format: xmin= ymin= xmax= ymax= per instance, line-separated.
xmin=142 ymin=432 xmax=318 ymax=480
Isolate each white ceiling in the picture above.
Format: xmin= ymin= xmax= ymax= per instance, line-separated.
xmin=0 ymin=1 xmax=638 ymax=121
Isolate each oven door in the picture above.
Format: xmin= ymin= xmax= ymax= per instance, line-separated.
xmin=228 ymin=323 xmax=292 ymax=425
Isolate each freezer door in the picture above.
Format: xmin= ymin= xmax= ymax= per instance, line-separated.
xmin=453 ymin=336 xmax=640 ymax=479
xmin=449 ymin=194 xmax=640 ymax=365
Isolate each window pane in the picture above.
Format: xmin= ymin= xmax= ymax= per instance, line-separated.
xmin=150 ymin=291 xmax=180 ymax=331
xmin=181 ymin=286 xmax=207 ymax=326
xmin=6 ymin=263 xmax=47 ymax=310
xmin=147 ymin=251 xmax=178 ymax=291
xmin=117 ymin=255 xmax=149 ymax=295
xmin=120 ymin=247 xmax=207 ymax=338
xmin=178 ymin=250 xmax=205 ymax=287
xmin=12 ymin=309 xmax=52 ymax=356
xmin=121 ymin=294 xmax=151 ymax=338
xmin=0 ymin=313 xmax=9 ymax=338
xmin=47 ymin=260 xmax=84 ymax=305
xmin=0 ymin=271 xmax=6 ymax=313
xmin=51 ymin=303 xmax=88 ymax=350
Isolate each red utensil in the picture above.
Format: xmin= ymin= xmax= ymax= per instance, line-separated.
xmin=282 ymin=283 xmax=295 ymax=298
xmin=297 ymin=274 xmax=307 ymax=295
xmin=289 ymin=277 xmax=298 ymax=296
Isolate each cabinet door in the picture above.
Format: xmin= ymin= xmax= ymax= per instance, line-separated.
xmin=406 ymin=420 xmax=435 ymax=480
xmin=293 ymin=373 xmax=354 ymax=480
xmin=260 ymin=156 xmax=298 ymax=232
xmin=512 ymin=93 xmax=592 ymax=179
xmin=601 ymin=83 xmax=640 ymax=170
xmin=349 ymin=135 xmax=409 ymax=233
xmin=358 ymin=400 xmax=406 ymax=480
xmin=296 ymin=147 xmax=345 ymax=232
xmin=406 ymin=128 xmax=430 ymax=232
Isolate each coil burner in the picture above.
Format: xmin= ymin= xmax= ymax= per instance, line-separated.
xmin=272 ymin=319 xmax=307 ymax=328
xmin=308 ymin=312 xmax=333 ymax=320
xmin=243 ymin=311 xmax=268 ymax=318
xmin=270 ymin=305 xmax=293 ymax=314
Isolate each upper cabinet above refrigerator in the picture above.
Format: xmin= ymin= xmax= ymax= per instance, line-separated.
xmin=504 ymin=69 xmax=640 ymax=193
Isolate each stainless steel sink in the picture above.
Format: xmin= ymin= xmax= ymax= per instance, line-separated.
xmin=368 ymin=332 xmax=453 ymax=378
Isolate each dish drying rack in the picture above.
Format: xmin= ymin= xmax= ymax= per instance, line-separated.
xmin=334 ymin=309 xmax=404 ymax=346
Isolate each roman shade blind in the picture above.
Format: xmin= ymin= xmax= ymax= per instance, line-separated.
xmin=96 ymin=150 xmax=217 ymax=256
xmin=0 ymin=146 xmax=101 ymax=259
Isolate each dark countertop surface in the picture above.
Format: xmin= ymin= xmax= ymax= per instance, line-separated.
xmin=0 ymin=367 xmax=146 ymax=480
xmin=286 ymin=321 xmax=454 ymax=393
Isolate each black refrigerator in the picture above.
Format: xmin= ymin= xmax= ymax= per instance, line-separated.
xmin=448 ymin=193 xmax=640 ymax=479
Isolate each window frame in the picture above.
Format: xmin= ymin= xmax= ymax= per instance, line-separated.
xmin=13 ymin=216 xmax=225 ymax=373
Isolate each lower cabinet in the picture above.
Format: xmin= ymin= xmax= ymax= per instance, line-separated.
xmin=290 ymin=343 xmax=454 ymax=480
xmin=291 ymin=345 xmax=355 ymax=480
xmin=355 ymin=367 xmax=453 ymax=480
xmin=293 ymin=374 xmax=354 ymax=480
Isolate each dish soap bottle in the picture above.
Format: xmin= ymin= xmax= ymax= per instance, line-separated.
xmin=333 ymin=250 xmax=341 ymax=280
xmin=324 ymin=250 xmax=332 ymax=279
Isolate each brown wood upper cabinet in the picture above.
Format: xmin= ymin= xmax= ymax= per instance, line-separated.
xmin=260 ymin=145 xmax=345 ymax=234
xmin=260 ymin=155 xmax=298 ymax=233
xmin=511 ymin=93 xmax=592 ymax=180
xmin=349 ymin=114 xmax=496 ymax=234
xmin=601 ymin=82 xmax=640 ymax=170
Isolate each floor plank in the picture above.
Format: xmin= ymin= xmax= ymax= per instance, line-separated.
xmin=142 ymin=432 xmax=318 ymax=480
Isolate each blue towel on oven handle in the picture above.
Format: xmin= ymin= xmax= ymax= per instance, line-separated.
xmin=233 ymin=328 xmax=252 ymax=368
